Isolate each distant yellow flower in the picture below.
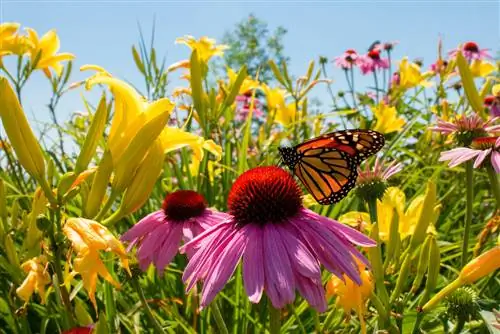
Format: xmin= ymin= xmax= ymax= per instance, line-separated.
xmin=326 ymin=260 xmax=373 ymax=334
xmin=159 ymin=126 xmax=222 ymax=162
xmin=16 ymin=255 xmax=51 ymax=304
xmin=63 ymin=218 xmax=129 ymax=309
xmin=175 ymin=35 xmax=228 ymax=62
xmin=0 ymin=22 xmax=19 ymax=40
xmin=398 ymin=57 xmax=433 ymax=89
xmin=372 ymin=102 xmax=404 ymax=134
xmin=261 ymin=83 xmax=296 ymax=126
xmin=227 ymin=67 xmax=259 ymax=94
xmin=469 ymin=60 xmax=496 ymax=78
xmin=25 ymin=28 xmax=75 ymax=77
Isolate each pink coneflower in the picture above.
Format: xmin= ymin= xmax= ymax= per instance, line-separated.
xmin=180 ymin=166 xmax=375 ymax=311
xmin=62 ymin=326 xmax=94 ymax=334
xmin=448 ymin=42 xmax=491 ymax=62
xmin=391 ymin=72 xmax=400 ymax=86
xmin=382 ymin=41 xmax=399 ymax=51
xmin=439 ymin=137 xmax=500 ymax=173
xmin=359 ymin=50 xmax=390 ymax=75
xmin=430 ymin=59 xmax=449 ymax=74
xmin=484 ymin=96 xmax=500 ymax=118
xmin=334 ymin=49 xmax=361 ymax=69
xmin=355 ymin=157 xmax=402 ymax=201
xmin=235 ymin=94 xmax=264 ymax=122
xmin=121 ymin=190 xmax=230 ymax=273
xmin=430 ymin=113 xmax=500 ymax=145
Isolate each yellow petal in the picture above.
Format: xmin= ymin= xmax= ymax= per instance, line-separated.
xmin=492 ymin=84 xmax=500 ymax=96
xmin=0 ymin=22 xmax=20 ymax=40
xmin=38 ymin=29 xmax=60 ymax=58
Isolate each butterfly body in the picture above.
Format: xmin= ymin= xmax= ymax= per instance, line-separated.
xmin=279 ymin=129 xmax=385 ymax=205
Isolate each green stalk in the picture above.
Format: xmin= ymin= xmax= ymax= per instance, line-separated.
xmin=269 ymin=304 xmax=281 ymax=334
xmin=104 ymin=252 xmax=117 ymax=332
xmin=461 ymin=161 xmax=474 ymax=267
xmin=130 ymin=277 xmax=166 ymax=334
xmin=452 ymin=319 xmax=465 ymax=334
xmin=367 ymin=199 xmax=390 ymax=307
xmin=486 ymin=165 xmax=500 ymax=210
xmin=211 ymin=301 xmax=229 ymax=334
xmin=232 ymin=266 xmax=242 ymax=334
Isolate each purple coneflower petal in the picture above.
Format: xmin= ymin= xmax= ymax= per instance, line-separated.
xmin=295 ymin=274 xmax=327 ymax=312
xmin=263 ymin=224 xmax=296 ymax=308
xmin=491 ymin=151 xmax=500 ymax=173
xmin=439 ymin=148 xmax=481 ymax=167
xmin=137 ymin=223 xmax=171 ymax=269
xmin=243 ymin=225 xmax=265 ymax=303
xmin=473 ymin=148 xmax=492 ymax=168
xmin=279 ymin=224 xmax=321 ymax=278
xmin=198 ymin=209 xmax=231 ymax=229
xmin=156 ymin=224 xmax=185 ymax=273
xmin=200 ymin=227 xmax=248 ymax=308
xmin=120 ymin=210 xmax=164 ymax=242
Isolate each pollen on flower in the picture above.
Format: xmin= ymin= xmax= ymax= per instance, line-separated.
xmin=162 ymin=190 xmax=207 ymax=221
xmin=228 ymin=166 xmax=302 ymax=225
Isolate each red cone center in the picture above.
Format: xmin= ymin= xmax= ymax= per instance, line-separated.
xmin=463 ymin=42 xmax=479 ymax=53
xmin=162 ymin=190 xmax=207 ymax=221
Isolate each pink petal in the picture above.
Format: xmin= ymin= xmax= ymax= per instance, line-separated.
xmin=182 ymin=222 xmax=235 ymax=292
xmin=263 ymin=224 xmax=296 ymax=309
xmin=302 ymin=209 xmax=375 ymax=247
xmin=243 ymin=225 xmax=265 ymax=303
xmin=295 ymin=274 xmax=327 ymax=312
xmin=181 ymin=220 xmax=232 ymax=254
xmin=200 ymin=227 xmax=248 ymax=308
xmin=279 ymin=224 xmax=321 ymax=278
xmin=473 ymin=149 xmax=492 ymax=168
xmin=197 ymin=209 xmax=231 ymax=229
xmin=492 ymin=151 xmax=500 ymax=174
xmin=121 ymin=210 xmax=164 ymax=242
xmin=137 ymin=223 xmax=171 ymax=265
xmin=155 ymin=224 xmax=185 ymax=274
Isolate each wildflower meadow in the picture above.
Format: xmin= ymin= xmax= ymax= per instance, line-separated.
xmin=0 ymin=17 xmax=499 ymax=334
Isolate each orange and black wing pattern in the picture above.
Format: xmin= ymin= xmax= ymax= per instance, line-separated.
xmin=278 ymin=129 xmax=385 ymax=205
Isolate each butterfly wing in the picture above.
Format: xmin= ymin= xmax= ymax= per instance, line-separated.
xmin=293 ymin=147 xmax=358 ymax=204
xmin=296 ymin=129 xmax=384 ymax=163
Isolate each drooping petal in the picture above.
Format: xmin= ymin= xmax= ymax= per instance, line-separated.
xmin=491 ymin=151 xmax=500 ymax=173
xmin=295 ymin=274 xmax=327 ymax=312
xmin=136 ymin=223 xmax=171 ymax=269
xmin=200 ymin=226 xmax=248 ymax=308
xmin=196 ymin=209 xmax=231 ymax=229
xmin=243 ymin=225 xmax=265 ymax=303
xmin=120 ymin=210 xmax=165 ymax=242
xmin=263 ymin=224 xmax=296 ymax=309
xmin=473 ymin=149 xmax=492 ymax=168
xmin=156 ymin=224 xmax=185 ymax=273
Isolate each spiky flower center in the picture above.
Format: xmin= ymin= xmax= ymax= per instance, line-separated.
xmin=471 ymin=136 xmax=498 ymax=150
xmin=162 ymin=190 xmax=207 ymax=221
xmin=228 ymin=166 xmax=302 ymax=226
xmin=368 ymin=50 xmax=381 ymax=60
xmin=345 ymin=49 xmax=358 ymax=62
xmin=463 ymin=42 xmax=479 ymax=53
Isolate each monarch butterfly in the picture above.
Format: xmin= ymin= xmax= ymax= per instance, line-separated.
xmin=278 ymin=129 xmax=385 ymax=205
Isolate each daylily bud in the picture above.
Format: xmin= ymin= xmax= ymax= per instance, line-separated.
xmin=118 ymin=139 xmax=164 ymax=217
xmin=85 ymin=152 xmax=113 ymax=218
xmin=24 ymin=188 xmax=48 ymax=256
xmin=412 ymin=235 xmax=432 ymax=293
xmin=0 ymin=179 xmax=6 ymax=235
xmin=0 ymin=77 xmax=46 ymax=182
xmin=4 ymin=234 xmax=20 ymax=267
xmin=75 ymin=94 xmax=108 ymax=174
xmin=456 ymin=50 xmax=484 ymax=114
xmin=421 ymin=246 xmax=499 ymax=312
xmin=409 ymin=181 xmax=437 ymax=251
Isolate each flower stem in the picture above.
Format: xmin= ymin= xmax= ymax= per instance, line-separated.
xmin=461 ymin=161 xmax=474 ymax=267
xmin=211 ymin=301 xmax=229 ymax=334
xmin=130 ymin=277 xmax=167 ymax=334
xmin=269 ymin=304 xmax=281 ymax=334
xmin=452 ymin=319 xmax=465 ymax=334
xmin=367 ymin=199 xmax=390 ymax=308
xmin=486 ymin=165 xmax=500 ymax=210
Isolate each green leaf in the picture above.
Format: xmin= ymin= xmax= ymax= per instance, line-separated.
xmin=189 ymin=50 xmax=205 ymax=126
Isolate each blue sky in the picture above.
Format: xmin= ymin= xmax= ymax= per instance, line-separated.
xmin=1 ymin=0 xmax=499 ymax=130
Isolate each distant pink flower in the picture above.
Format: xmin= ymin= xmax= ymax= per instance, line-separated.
xmin=235 ymin=94 xmax=264 ymax=122
xmin=181 ymin=166 xmax=375 ymax=311
xmin=359 ymin=50 xmax=389 ymax=75
xmin=448 ymin=42 xmax=491 ymax=62
xmin=382 ymin=41 xmax=399 ymax=51
xmin=357 ymin=157 xmax=403 ymax=185
xmin=484 ymin=96 xmax=500 ymax=118
xmin=429 ymin=113 xmax=500 ymax=138
xmin=334 ymin=49 xmax=361 ymax=69
xmin=391 ymin=72 xmax=400 ymax=86
xmin=439 ymin=137 xmax=500 ymax=173
xmin=429 ymin=59 xmax=449 ymax=74
xmin=121 ymin=190 xmax=230 ymax=274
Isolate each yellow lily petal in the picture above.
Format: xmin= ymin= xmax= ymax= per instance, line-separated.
xmin=470 ymin=60 xmax=495 ymax=78
xmin=159 ymin=127 xmax=222 ymax=162
xmin=16 ymin=256 xmax=50 ymax=304
xmin=0 ymin=22 xmax=20 ymax=40
xmin=492 ymin=84 xmax=500 ymax=96
xmin=373 ymin=102 xmax=404 ymax=134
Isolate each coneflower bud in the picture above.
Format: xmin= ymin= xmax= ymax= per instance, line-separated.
xmin=445 ymin=287 xmax=479 ymax=323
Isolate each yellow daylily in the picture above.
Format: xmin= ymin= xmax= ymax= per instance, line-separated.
xmin=16 ymin=255 xmax=51 ymax=304
xmin=326 ymin=260 xmax=374 ymax=334
xmin=398 ymin=57 xmax=433 ymax=89
xmin=175 ymin=35 xmax=228 ymax=62
xmin=227 ymin=67 xmax=259 ymax=94
xmin=493 ymin=84 xmax=500 ymax=97
xmin=470 ymin=60 xmax=496 ymax=78
xmin=0 ymin=22 xmax=20 ymax=40
xmin=0 ymin=23 xmax=33 ymax=58
xmin=63 ymin=218 xmax=130 ymax=309
xmin=159 ymin=127 xmax=222 ymax=162
xmin=341 ymin=187 xmax=438 ymax=242
xmin=261 ymin=83 xmax=296 ymax=126
xmin=25 ymin=28 xmax=75 ymax=77
xmin=372 ymin=101 xmax=405 ymax=134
